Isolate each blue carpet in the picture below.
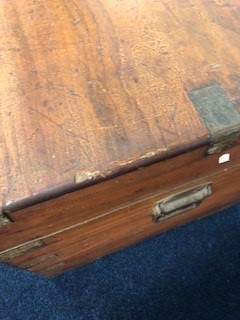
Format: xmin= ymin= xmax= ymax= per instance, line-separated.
xmin=0 ymin=204 xmax=240 ymax=320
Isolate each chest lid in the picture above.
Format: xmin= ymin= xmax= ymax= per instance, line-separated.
xmin=1 ymin=0 xmax=240 ymax=212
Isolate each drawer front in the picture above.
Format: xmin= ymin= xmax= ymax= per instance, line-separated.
xmin=1 ymin=142 xmax=240 ymax=254
xmin=2 ymin=164 xmax=240 ymax=276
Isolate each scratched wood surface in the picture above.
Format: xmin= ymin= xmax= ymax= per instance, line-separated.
xmin=1 ymin=0 xmax=240 ymax=209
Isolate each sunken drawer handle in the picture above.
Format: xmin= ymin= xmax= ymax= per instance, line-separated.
xmin=152 ymin=184 xmax=212 ymax=223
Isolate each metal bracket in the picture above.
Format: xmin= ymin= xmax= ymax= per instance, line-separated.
xmin=0 ymin=240 xmax=44 ymax=262
xmin=0 ymin=209 xmax=11 ymax=228
xmin=207 ymin=132 xmax=240 ymax=155
xmin=188 ymin=84 xmax=240 ymax=154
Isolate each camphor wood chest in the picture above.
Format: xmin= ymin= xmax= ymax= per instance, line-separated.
xmin=1 ymin=0 xmax=240 ymax=276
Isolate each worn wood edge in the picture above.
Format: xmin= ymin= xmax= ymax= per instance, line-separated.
xmin=2 ymin=137 xmax=210 ymax=214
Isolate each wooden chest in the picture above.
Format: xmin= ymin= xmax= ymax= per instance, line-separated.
xmin=1 ymin=0 xmax=240 ymax=276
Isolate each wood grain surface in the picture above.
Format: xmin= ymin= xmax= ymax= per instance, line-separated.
xmin=1 ymin=0 xmax=240 ymax=208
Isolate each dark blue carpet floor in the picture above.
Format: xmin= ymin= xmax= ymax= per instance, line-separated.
xmin=0 ymin=204 xmax=240 ymax=320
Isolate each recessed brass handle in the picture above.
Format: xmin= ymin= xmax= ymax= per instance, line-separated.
xmin=152 ymin=184 xmax=212 ymax=223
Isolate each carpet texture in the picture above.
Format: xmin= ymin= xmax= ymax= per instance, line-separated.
xmin=0 ymin=204 xmax=240 ymax=320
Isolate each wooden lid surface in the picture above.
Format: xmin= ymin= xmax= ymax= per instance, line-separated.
xmin=1 ymin=0 xmax=240 ymax=210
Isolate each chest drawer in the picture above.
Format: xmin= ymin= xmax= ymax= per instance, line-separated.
xmin=1 ymin=163 xmax=240 ymax=276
